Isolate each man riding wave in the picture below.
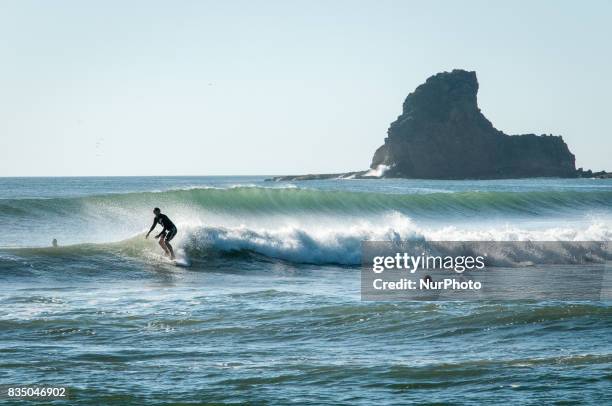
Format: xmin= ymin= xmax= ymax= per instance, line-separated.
xmin=146 ymin=207 xmax=177 ymax=260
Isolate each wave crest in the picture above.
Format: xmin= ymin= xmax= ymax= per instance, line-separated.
xmin=2 ymin=187 xmax=611 ymax=219
xmin=175 ymin=215 xmax=611 ymax=265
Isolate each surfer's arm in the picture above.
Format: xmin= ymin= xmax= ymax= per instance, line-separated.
xmin=146 ymin=220 xmax=157 ymax=238
xmin=155 ymin=225 xmax=168 ymax=238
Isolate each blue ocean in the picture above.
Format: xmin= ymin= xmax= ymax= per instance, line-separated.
xmin=1 ymin=176 xmax=611 ymax=404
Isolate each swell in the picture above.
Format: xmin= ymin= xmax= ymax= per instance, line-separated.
xmin=3 ymin=221 xmax=610 ymax=266
xmin=1 ymin=187 xmax=611 ymax=219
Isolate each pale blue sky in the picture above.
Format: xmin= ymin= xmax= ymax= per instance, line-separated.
xmin=0 ymin=0 xmax=610 ymax=176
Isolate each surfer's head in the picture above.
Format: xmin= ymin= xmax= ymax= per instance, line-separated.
xmin=153 ymin=207 xmax=161 ymax=216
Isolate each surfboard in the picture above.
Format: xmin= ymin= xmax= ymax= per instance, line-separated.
xmin=155 ymin=253 xmax=190 ymax=267
xmin=172 ymin=257 xmax=190 ymax=267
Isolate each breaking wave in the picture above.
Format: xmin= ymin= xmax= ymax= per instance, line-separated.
xmin=1 ymin=186 xmax=610 ymax=265
xmin=5 ymin=214 xmax=610 ymax=266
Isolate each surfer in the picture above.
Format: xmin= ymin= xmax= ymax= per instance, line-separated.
xmin=146 ymin=207 xmax=177 ymax=260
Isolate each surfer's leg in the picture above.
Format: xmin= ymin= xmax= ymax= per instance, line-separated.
xmin=158 ymin=233 xmax=170 ymax=256
xmin=166 ymin=240 xmax=175 ymax=260
xmin=165 ymin=228 xmax=177 ymax=260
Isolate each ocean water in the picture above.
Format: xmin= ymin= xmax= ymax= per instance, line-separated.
xmin=0 ymin=176 xmax=611 ymax=404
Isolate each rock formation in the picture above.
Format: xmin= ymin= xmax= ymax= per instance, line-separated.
xmin=369 ymin=69 xmax=576 ymax=179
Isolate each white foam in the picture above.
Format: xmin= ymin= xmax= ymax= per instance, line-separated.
xmin=364 ymin=164 xmax=390 ymax=178
xmin=175 ymin=212 xmax=611 ymax=265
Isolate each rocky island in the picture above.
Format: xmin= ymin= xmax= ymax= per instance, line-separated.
xmin=269 ymin=69 xmax=609 ymax=181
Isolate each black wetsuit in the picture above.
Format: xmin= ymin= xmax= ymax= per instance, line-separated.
xmin=151 ymin=214 xmax=177 ymax=242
